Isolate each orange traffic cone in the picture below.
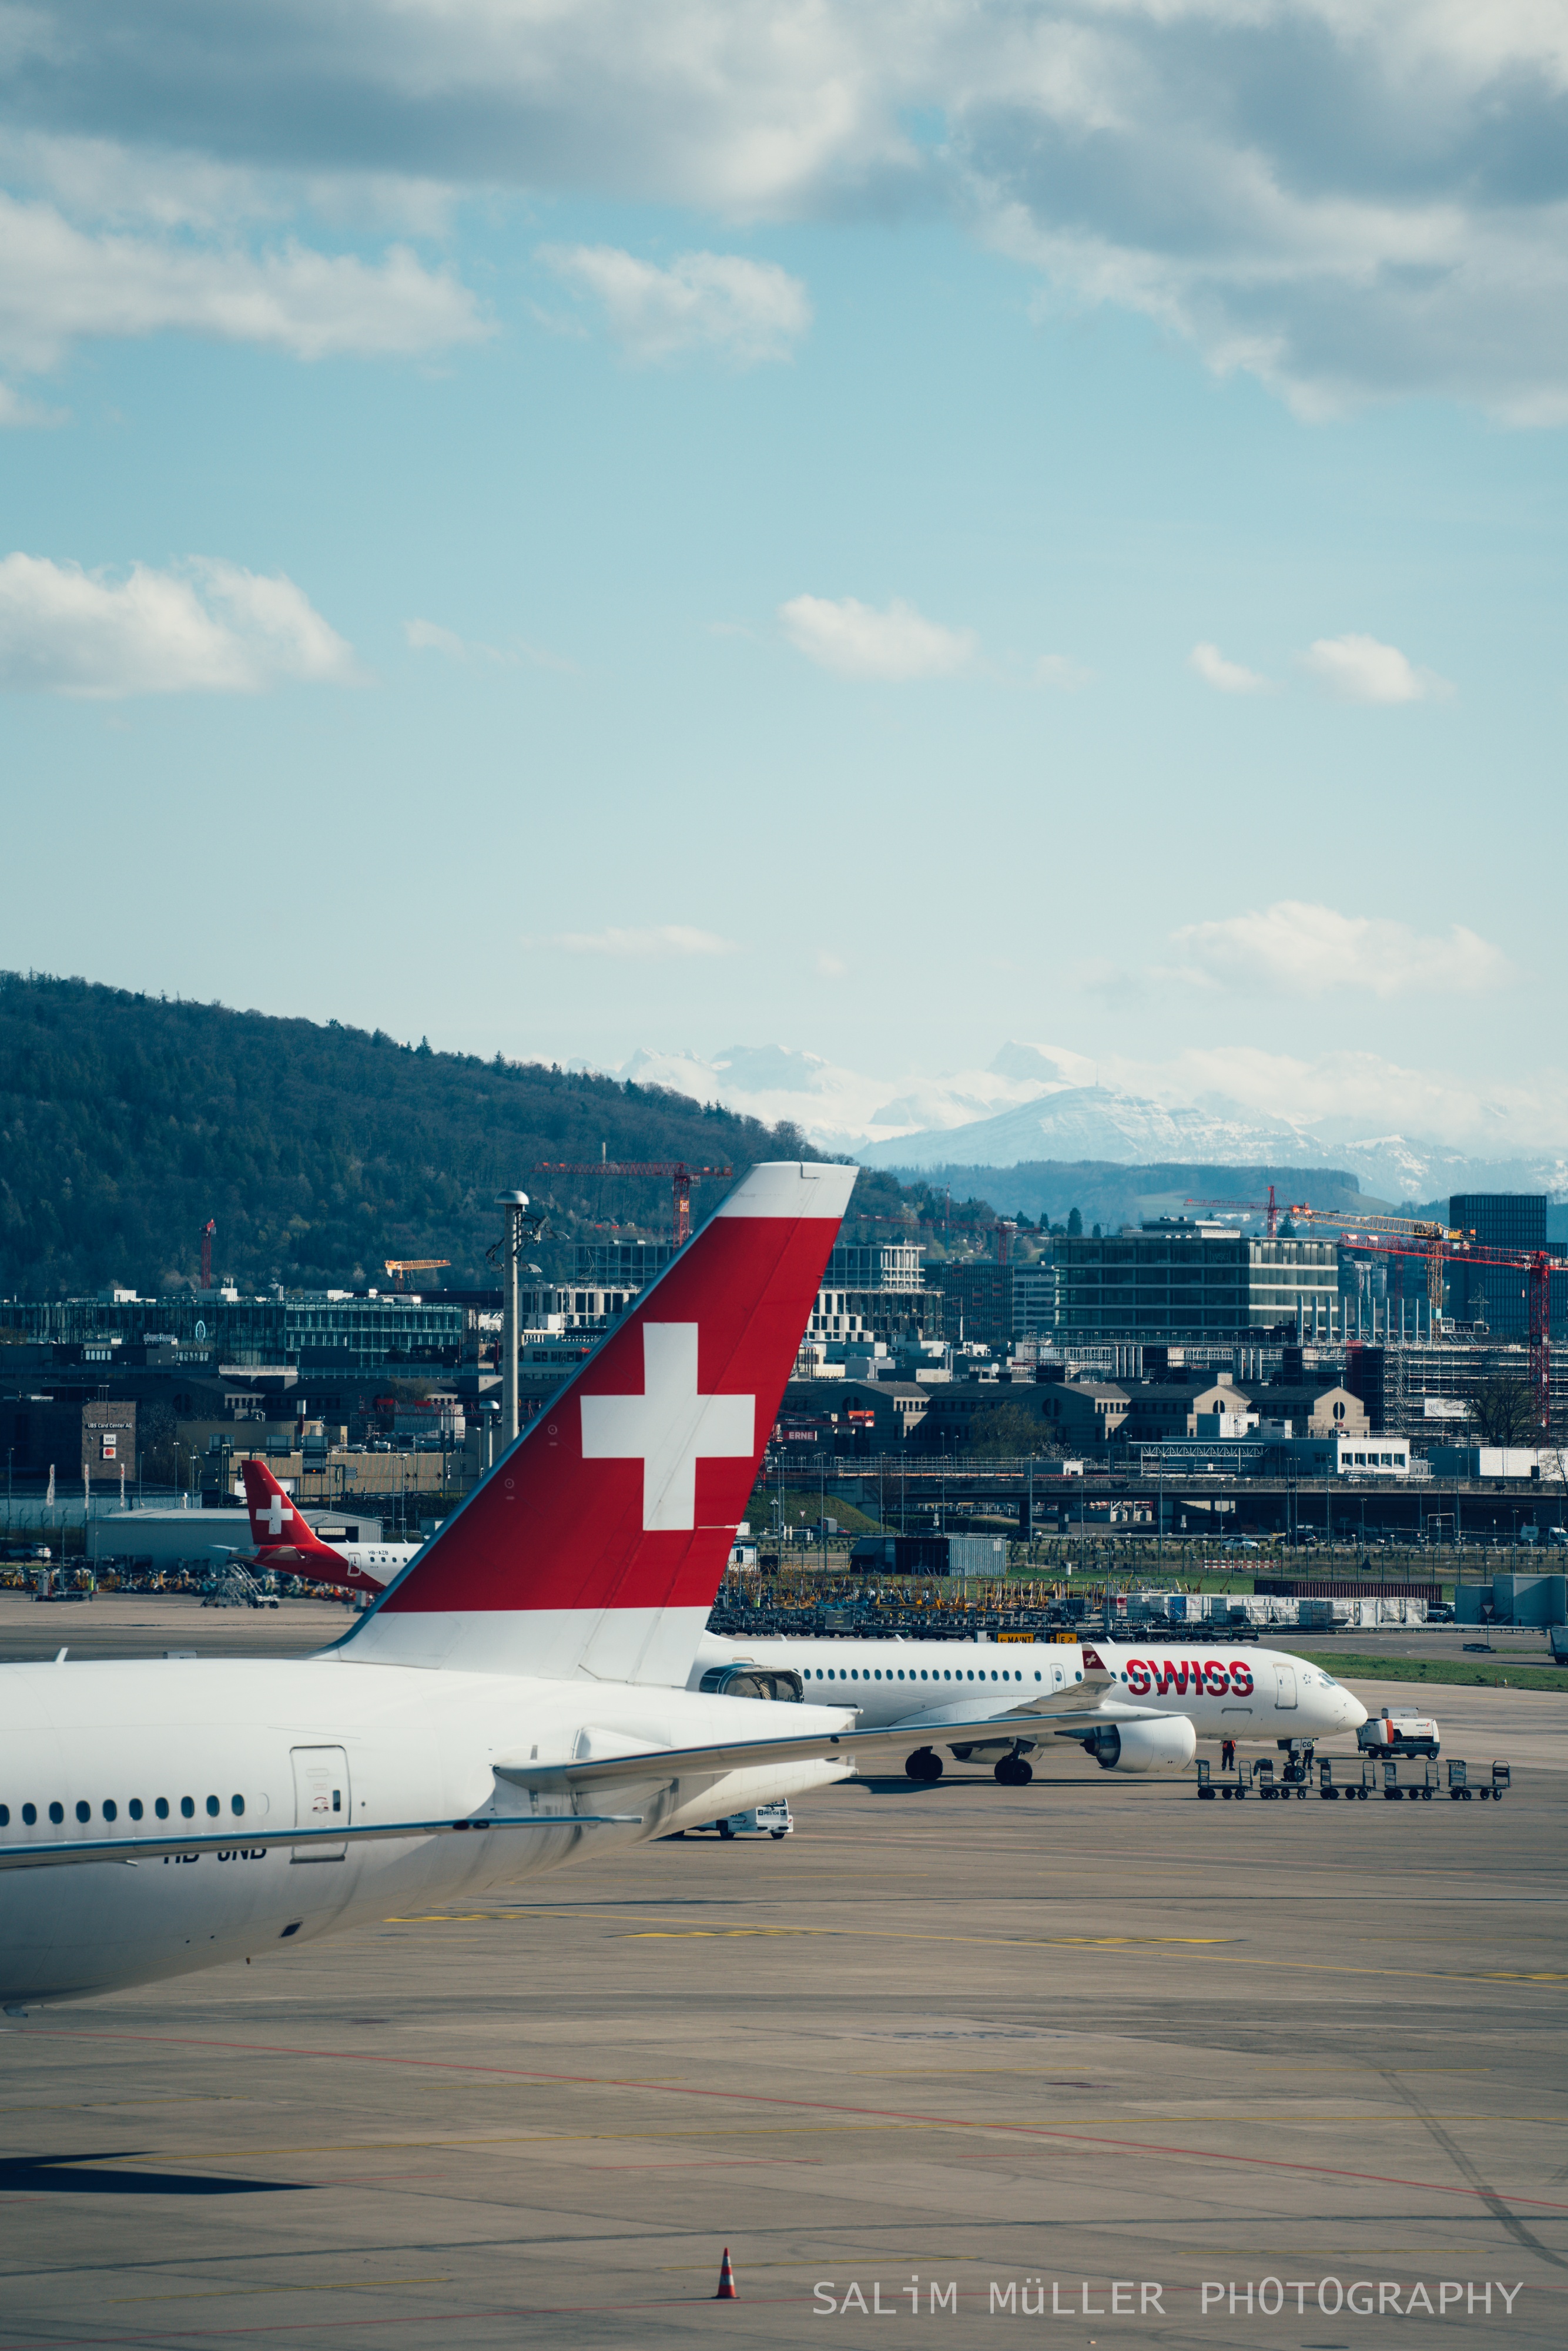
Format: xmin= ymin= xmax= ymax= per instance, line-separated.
xmin=715 ymin=2246 xmax=738 ymax=2300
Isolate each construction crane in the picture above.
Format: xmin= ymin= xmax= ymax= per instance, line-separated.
xmin=1184 ymin=1185 xmax=1284 ymax=1237
xmin=1186 ymin=1194 xmax=1471 ymax=1319
xmin=532 ymin=1163 xmax=733 ymax=1248
xmin=1327 ymin=1231 xmax=1557 ymax=1435
xmin=383 ymin=1258 xmax=451 ymax=1291
xmin=1192 ymin=1193 xmax=1559 ymax=1432
xmin=1289 ymin=1208 xmax=1473 ymax=1322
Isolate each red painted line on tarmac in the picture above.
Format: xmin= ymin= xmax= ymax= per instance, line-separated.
xmin=25 ymin=2025 xmax=1568 ymax=2215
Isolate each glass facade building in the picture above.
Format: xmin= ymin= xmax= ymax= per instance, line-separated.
xmin=1057 ymin=1230 xmax=1340 ymax=1341
xmin=2 ymin=1293 xmax=465 ymax=1369
xmin=1446 ymin=1194 xmax=1550 ymax=1338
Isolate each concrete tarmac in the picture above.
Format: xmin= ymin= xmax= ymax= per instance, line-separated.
xmin=0 ymin=1588 xmax=353 ymax=1663
xmin=1 ymin=1625 xmax=1564 ymax=2347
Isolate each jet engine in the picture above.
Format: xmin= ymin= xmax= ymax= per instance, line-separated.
xmin=1083 ymin=1717 xmax=1197 ymax=1773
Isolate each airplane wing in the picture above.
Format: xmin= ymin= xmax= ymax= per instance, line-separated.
xmin=495 ymin=1712 xmax=1102 ymax=1795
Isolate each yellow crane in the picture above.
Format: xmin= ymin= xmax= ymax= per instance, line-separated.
xmin=383 ymin=1258 xmax=451 ymax=1291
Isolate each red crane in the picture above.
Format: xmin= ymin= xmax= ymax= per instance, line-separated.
xmin=533 ymin=1162 xmax=733 ymax=1247
xmin=1332 ymin=1230 xmax=1556 ymax=1435
xmin=1185 ymin=1197 xmax=1557 ymax=1430
xmin=200 ymin=1218 xmax=215 ymax=1289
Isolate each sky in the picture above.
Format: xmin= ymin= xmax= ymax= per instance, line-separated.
xmin=0 ymin=3 xmax=1565 ymax=1158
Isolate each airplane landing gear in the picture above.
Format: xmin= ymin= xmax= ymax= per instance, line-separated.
xmin=905 ymin=1747 xmax=943 ymax=1781
xmin=994 ymin=1753 xmax=1033 ymax=1787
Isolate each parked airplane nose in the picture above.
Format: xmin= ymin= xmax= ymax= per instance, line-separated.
xmin=1342 ymin=1692 xmax=1369 ymax=1731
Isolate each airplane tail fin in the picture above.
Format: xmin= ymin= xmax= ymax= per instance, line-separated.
xmin=240 ymin=1457 xmax=361 ymax=1589
xmin=340 ymin=1161 xmax=855 ymax=1682
xmin=242 ymin=1457 xmax=336 ymax=1555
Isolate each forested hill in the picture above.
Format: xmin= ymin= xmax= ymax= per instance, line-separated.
xmin=0 ymin=973 xmax=863 ymax=1298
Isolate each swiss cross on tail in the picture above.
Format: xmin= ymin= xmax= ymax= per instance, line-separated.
xmin=242 ymin=1457 xmax=303 ymax=1548
xmin=581 ymin=1324 xmax=753 ymax=1529
xmin=256 ymin=1489 xmax=293 ymax=1540
xmin=346 ymin=1161 xmax=857 ymax=1683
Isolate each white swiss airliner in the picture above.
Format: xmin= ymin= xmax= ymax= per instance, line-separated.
xmin=0 ymin=1163 xmax=925 ymax=2010
xmin=0 ymin=1161 xmax=1356 ymax=2013
xmin=688 ymin=1630 xmax=1366 ymax=1781
xmin=239 ymin=1459 xmax=420 ymax=1592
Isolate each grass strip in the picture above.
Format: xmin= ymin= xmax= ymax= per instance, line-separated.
xmin=1300 ymin=1649 xmax=1568 ymax=1694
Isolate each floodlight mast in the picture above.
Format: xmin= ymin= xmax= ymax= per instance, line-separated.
xmin=494 ymin=1191 xmax=531 ymax=1446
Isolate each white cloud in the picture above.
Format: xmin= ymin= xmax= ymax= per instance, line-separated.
xmin=1299 ymin=632 xmax=1450 ymax=705
xmin=1032 ymin=652 xmax=1091 ymax=690
xmin=1189 ymin=641 xmax=1273 ymax=696
xmin=815 ymin=950 xmax=847 ymax=979
xmin=0 ymin=552 xmax=362 ymax=697
xmin=779 ymin=593 xmax=977 ymax=681
xmin=0 ymin=192 xmax=487 ymax=374
xmin=5 ymin=6 xmax=1566 ymax=417
xmin=0 ymin=380 xmax=65 ymax=427
xmin=405 ymin=617 xmax=466 ymax=660
xmin=539 ymin=245 xmax=810 ymax=365
xmin=550 ymin=925 xmax=737 ymax=958
xmin=1169 ymin=901 xmax=1512 ymax=999
xmin=406 ymin=617 xmax=578 ymax=673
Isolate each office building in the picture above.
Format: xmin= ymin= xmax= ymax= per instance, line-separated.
xmin=1011 ymin=1261 xmax=1058 ymax=1340
xmin=1056 ymin=1222 xmax=1340 ymax=1342
xmin=1446 ymin=1193 xmax=1553 ymax=1338
xmin=571 ymin=1240 xmax=673 ymax=1287
xmin=823 ymin=1243 xmax=924 ymax=1292
xmin=932 ymin=1260 xmax=1010 ymax=1352
xmin=807 ymin=1243 xmax=943 ymax=1351
xmin=5 ymin=1291 xmax=465 ymax=1372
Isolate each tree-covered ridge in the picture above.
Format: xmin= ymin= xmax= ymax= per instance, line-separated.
xmin=0 ymin=972 xmax=826 ymax=1297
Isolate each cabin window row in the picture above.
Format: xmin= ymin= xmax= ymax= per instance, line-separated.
xmin=0 ymin=1794 xmax=246 ymax=1828
xmin=805 ymin=1666 xmax=1060 ymax=1683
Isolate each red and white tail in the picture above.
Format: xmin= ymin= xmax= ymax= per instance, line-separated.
xmin=241 ymin=1458 xmax=359 ymax=1590
xmin=342 ymin=1160 xmax=856 ymax=1682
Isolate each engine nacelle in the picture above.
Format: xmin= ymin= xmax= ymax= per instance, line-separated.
xmin=1085 ymin=1717 xmax=1198 ymax=1774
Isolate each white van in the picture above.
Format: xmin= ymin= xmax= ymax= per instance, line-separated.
xmin=685 ymin=1801 xmax=793 ymax=1841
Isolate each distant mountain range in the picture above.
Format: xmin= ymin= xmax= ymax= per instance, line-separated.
xmin=857 ymin=1086 xmax=1568 ymax=1206
xmin=613 ymin=1041 xmax=1568 ymax=1208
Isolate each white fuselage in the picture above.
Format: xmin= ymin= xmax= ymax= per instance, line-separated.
xmin=253 ymin=1542 xmax=420 ymax=1589
xmin=315 ymin=1542 xmax=420 ymax=1587
xmin=0 ymin=1657 xmax=850 ymax=2005
xmin=691 ymin=1633 xmax=1363 ymax=1750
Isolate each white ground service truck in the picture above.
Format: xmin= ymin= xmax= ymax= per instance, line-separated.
xmin=1358 ymin=1708 xmax=1440 ymax=1759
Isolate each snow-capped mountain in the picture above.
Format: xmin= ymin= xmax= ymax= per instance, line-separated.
xmin=605 ymin=1041 xmax=1567 ymax=1204
xmin=614 ymin=1042 xmax=1078 ymax=1150
xmin=856 ymin=1084 xmax=1325 ymax=1174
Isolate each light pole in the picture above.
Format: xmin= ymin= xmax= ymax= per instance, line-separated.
xmin=495 ymin=1190 xmax=531 ymax=1448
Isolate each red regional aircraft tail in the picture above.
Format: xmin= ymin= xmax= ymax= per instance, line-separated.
xmin=241 ymin=1458 xmax=363 ymax=1591
xmin=340 ymin=1161 xmax=856 ymax=1683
